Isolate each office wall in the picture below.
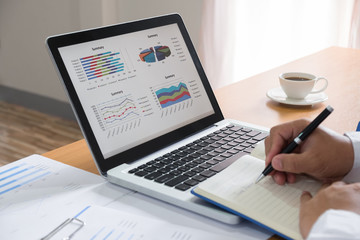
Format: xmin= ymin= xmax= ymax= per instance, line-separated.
xmin=0 ymin=0 xmax=203 ymax=104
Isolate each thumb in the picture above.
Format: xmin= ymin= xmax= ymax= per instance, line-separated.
xmin=272 ymin=153 xmax=304 ymax=174
xmin=300 ymin=191 xmax=312 ymax=205
xmin=299 ymin=191 xmax=314 ymax=239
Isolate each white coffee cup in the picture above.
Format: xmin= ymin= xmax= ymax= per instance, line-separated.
xmin=279 ymin=72 xmax=328 ymax=99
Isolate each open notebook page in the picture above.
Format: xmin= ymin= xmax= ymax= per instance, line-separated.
xmin=194 ymin=155 xmax=322 ymax=239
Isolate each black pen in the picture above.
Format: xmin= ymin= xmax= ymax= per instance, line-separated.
xmin=255 ymin=105 xmax=334 ymax=183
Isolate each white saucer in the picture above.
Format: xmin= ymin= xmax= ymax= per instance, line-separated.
xmin=266 ymin=87 xmax=328 ymax=106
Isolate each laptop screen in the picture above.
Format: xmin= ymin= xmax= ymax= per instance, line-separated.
xmin=47 ymin=14 xmax=223 ymax=174
xmin=58 ymin=23 xmax=214 ymax=159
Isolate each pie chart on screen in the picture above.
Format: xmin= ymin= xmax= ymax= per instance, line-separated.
xmin=139 ymin=46 xmax=171 ymax=63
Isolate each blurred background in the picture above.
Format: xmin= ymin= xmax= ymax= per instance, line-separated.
xmin=0 ymin=0 xmax=359 ymax=164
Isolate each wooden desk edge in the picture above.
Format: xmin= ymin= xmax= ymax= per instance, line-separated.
xmin=42 ymin=139 xmax=99 ymax=175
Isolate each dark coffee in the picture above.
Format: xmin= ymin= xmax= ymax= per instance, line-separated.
xmin=285 ymin=77 xmax=311 ymax=81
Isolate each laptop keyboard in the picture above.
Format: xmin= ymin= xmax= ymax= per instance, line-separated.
xmin=128 ymin=124 xmax=268 ymax=191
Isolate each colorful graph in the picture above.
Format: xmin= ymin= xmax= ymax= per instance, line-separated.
xmin=80 ymin=51 xmax=124 ymax=80
xmin=139 ymin=46 xmax=171 ymax=63
xmin=97 ymin=97 xmax=140 ymax=128
xmin=155 ymin=82 xmax=191 ymax=108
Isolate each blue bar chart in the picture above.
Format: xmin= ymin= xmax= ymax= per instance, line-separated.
xmin=0 ymin=162 xmax=51 ymax=196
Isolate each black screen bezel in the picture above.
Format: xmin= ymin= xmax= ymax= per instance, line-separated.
xmin=46 ymin=14 xmax=224 ymax=176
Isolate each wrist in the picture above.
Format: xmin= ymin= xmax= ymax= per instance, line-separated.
xmin=343 ymin=132 xmax=360 ymax=182
xmin=340 ymin=134 xmax=354 ymax=177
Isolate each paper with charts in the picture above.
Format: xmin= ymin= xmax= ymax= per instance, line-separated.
xmin=0 ymin=154 xmax=239 ymax=240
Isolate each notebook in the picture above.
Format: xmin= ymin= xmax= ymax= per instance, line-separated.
xmin=46 ymin=13 xmax=269 ymax=224
xmin=191 ymin=144 xmax=322 ymax=239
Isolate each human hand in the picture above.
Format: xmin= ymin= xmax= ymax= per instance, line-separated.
xmin=299 ymin=181 xmax=360 ymax=238
xmin=264 ymin=119 xmax=354 ymax=185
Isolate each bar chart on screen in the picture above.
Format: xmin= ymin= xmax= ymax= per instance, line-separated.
xmin=72 ymin=49 xmax=136 ymax=83
xmin=80 ymin=51 xmax=124 ymax=80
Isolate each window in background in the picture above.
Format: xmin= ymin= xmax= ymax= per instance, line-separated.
xmin=198 ymin=0 xmax=356 ymax=89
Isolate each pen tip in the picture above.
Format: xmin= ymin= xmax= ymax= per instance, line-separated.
xmin=255 ymin=174 xmax=265 ymax=184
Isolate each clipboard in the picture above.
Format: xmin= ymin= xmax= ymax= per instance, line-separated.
xmin=41 ymin=217 xmax=85 ymax=240
xmin=41 ymin=205 xmax=90 ymax=240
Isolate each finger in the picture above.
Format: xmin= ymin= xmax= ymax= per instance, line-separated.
xmin=272 ymin=153 xmax=304 ymax=174
xmin=299 ymin=191 xmax=315 ymax=240
xmin=264 ymin=136 xmax=271 ymax=160
xmin=332 ymin=181 xmax=346 ymax=186
xmin=265 ymin=119 xmax=311 ymax=169
xmin=265 ymin=137 xmax=283 ymax=165
xmin=350 ymin=182 xmax=360 ymax=191
xmin=265 ymin=125 xmax=294 ymax=164
xmin=272 ymin=171 xmax=296 ymax=185
xmin=272 ymin=172 xmax=287 ymax=185
xmin=319 ymin=183 xmax=331 ymax=191
xmin=321 ymin=181 xmax=345 ymax=192
xmin=300 ymin=191 xmax=312 ymax=204
xmin=285 ymin=172 xmax=297 ymax=184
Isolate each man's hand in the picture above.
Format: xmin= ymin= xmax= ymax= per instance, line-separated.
xmin=299 ymin=181 xmax=360 ymax=238
xmin=265 ymin=119 xmax=354 ymax=185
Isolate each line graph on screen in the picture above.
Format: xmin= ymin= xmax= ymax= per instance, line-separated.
xmin=92 ymin=95 xmax=140 ymax=131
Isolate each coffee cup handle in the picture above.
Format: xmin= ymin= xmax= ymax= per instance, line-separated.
xmin=310 ymin=77 xmax=328 ymax=94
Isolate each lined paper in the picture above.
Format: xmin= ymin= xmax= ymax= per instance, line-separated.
xmin=195 ymin=155 xmax=322 ymax=239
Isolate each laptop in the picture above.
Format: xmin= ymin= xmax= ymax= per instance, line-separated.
xmin=46 ymin=13 xmax=269 ymax=224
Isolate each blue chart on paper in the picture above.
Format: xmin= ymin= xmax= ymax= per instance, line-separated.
xmin=0 ymin=162 xmax=51 ymax=195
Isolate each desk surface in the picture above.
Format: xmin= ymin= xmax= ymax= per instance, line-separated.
xmin=215 ymin=46 xmax=360 ymax=133
xmin=43 ymin=46 xmax=360 ymax=174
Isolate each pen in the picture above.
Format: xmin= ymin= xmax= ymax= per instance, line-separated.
xmin=255 ymin=105 xmax=334 ymax=183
